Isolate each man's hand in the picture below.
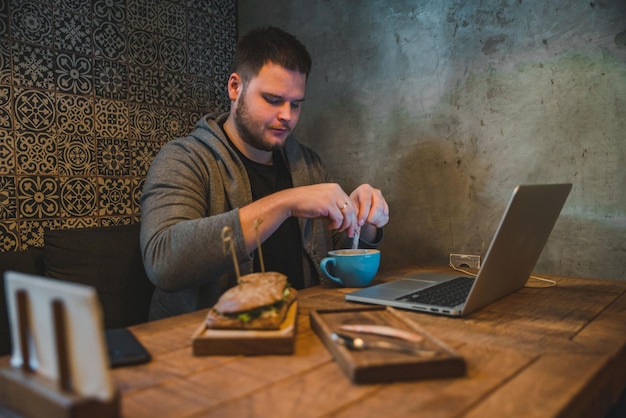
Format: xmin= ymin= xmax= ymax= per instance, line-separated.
xmin=349 ymin=184 xmax=389 ymax=242
xmin=287 ymin=183 xmax=359 ymax=234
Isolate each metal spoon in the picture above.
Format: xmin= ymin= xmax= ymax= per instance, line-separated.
xmin=331 ymin=332 xmax=438 ymax=357
xmin=352 ymin=225 xmax=360 ymax=249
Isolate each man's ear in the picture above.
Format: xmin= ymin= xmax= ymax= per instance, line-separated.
xmin=227 ymin=73 xmax=242 ymax=100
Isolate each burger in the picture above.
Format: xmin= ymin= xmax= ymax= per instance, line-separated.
xmin=205 ymin=272 xmax=297 ymax=330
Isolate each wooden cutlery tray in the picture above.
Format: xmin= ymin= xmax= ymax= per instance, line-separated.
xmin=310 ymin=306 xmax=466 ymax=383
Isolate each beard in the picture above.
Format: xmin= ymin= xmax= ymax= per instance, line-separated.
xmin=233 ymin=87 xmax=291 ymax=152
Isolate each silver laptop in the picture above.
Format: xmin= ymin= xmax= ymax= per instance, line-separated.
xmin=346 ymin=183 xmax=572 ymax=316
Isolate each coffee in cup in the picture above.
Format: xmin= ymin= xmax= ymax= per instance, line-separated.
xmin=320 ymin=249 xmax=380 ymax=287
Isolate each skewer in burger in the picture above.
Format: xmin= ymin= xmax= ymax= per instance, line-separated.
xmin=205 ymin=272 xmax=297 ymax=330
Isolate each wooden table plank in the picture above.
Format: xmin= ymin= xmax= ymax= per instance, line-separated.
xmin=332 ymin=343 xmax=534 ymax=418
xmin=572 ymin=290 xmax=626 ymax=408
xmin=121 ymin=323 xmax=332 ymax=417
xmin=464 ymin=353 xmax=612 ymax=418
xmin=190 ymin=362 xmax=380 ymax=418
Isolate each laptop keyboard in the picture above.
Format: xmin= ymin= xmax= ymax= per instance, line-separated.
xmin=395 ymin=276 xmax=476 ymax=307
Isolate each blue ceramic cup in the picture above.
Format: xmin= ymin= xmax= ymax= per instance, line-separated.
xmin=320 ymin=249 xmax=380 ymax=287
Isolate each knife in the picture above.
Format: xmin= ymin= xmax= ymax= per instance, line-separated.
xmin=339 ymin=324 xmax=423 ymax=343
xmin=330 ymin=332 xmax=438 ymax=357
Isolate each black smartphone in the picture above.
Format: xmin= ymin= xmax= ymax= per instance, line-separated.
xmin=105 ymin=328 xmax=151 ymax=368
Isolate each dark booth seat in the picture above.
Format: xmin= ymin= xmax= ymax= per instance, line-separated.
xmin=0 ymin=223 xmax=154 ymax=356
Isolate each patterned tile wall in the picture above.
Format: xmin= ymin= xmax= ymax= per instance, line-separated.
xmin=0 ymin=0 xmax=236 ymax=251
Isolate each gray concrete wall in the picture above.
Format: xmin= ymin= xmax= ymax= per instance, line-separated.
xmin=238 ymin=0 xmax=626 ymax=280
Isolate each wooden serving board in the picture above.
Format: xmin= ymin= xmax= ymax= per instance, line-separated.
xmin=310 ymin=306 xmax=466 ymax=384
xmin=192 ymin=301 xmax=298 ymax=356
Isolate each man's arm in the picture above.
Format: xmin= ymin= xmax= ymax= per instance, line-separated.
xmin=238 ymin=183 xmax=361 ymax=253
xmin=139 ymin=138 xmax=250 ymax=293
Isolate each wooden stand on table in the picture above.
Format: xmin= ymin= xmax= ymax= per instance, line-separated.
xmin=0 ymin=290 xmax=120 ymax=418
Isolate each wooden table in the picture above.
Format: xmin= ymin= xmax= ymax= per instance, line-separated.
xmin=110 ymin=266 xmax=626 ymax=417
xmin=6 ymin=266 xmax=626 ymax=417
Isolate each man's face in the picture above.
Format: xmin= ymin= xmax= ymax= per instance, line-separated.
xmin=231 ymin=62 xmax=306 ymax=152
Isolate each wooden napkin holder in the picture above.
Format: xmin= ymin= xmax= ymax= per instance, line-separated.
xmin=0 ymin=289 xmax=120 ymax=418
xmin=192 ymin=301 xmax=298 ymax=356
xmin=310 ymin=306 xmax=466 ymax=384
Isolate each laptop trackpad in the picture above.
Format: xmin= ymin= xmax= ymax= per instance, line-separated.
xmin=352 ymin=278 xmax=438 ymax=299
xmin=380 ymin=279 xmax=437 ymax=291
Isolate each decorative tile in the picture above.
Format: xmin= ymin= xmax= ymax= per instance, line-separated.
xmin=0 ymin=40 xmax=10 ymax=84
xmin=159 ymin=37 xmax=187 ymax=72
xmin=0 ymin=221 xmax=19 ymax=251
xmin=189 ymin=43 xmax=212 ymax=77
xmin=60 ymin=176 xmax=97 ymax=217
xmin=54 ymin=7 xmax=92 ymax=55
xmin=158 ymin=1 xmax=186 ymax=40
xmin=128 ymin=65 xmax=159 ymax=104
xmin=188 ymin=12 xmax=212 ymax=45
xmin=19 ymin=219 xmax=61 ymax=249
xmin=211 ymin=46 xmax=231 ymax=87
xmin=209 ymin=79 xmax=229 ymax=113
xmin=56 ymin=94 xmax=94 ymax=135
xmin=213 ymin=14 xmax=237 ymax=47
xmin=187 ymin=76 xmax=212 ymax=112
xmin=17 ymin=176 xmax=60 ymax=219
xmin=93 ymin=0 xmax=126 ymax=23
xmin=16 ymin=131 xmax=57 ymax=175
xmin=0 ymin=129 xmax=15 ymax=174
xmin=100 ymin=216 xmax=136 ymax=226
xmin=59 ymin=217 xmax=99 ymax=229
xmin=97 ymin=137 xmax=130 ymax=176
xmin=213 ymin=0 xmax=237 ymax=18
xmin=189 ymin=111 xmax=204 ymax=128
xmin=54 ymin=0 xmax=91 ymax=15
xmin=58 ymin=134 xmax=96 ymax=176
xmin=127 ymin=0 xmax=157 ymax=32
xmin=98 ymin=177 xmax=132 ymax=216
xmin=160 ymin=70 xmax=186 ymax=108
xmin=0 ymin=1 xmax=8 ymax=38
xmin=94 ymin=59 xmax=128 ymax=100
xmin=93 ymin=19 xmax=126 ymax=61
xmin=0 ymin=175 xmax=17 ymax=219
xmin=12 ymin=42 xmax=55 ymax=89
xmin=55 ymin=52 xmax=93 ymax=95
xmin=14 ymin=88 xmax=56 ymax=132
xmin=131 ymin=140 xmax=161 ymax=176
xmin=132 ymin=176 xmax=144 ymax=214
xmin=186 ymin=0 xmax=210 ymax=13
xmin=10 ymin=1 xmax=53 ymax=46
xmin=129 ymin=103 xmax=160 ymax=141
xmin=0 ymin=85 xmax=12 ymax=129
xmin=95 ymin=98 xmax=128 ymax=138
xmin=160 ymin=106 xmax=190 ymax=140
xmin=128 ymin=29 xmax=158 ymax=67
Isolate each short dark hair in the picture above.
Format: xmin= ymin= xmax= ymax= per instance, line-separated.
xmin=233 ymin=26 xmax=312 ymax=82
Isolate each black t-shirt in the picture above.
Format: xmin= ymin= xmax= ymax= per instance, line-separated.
xmin=224 ymin=136 xmax=305 ymax=289
xmin=245 ymin=154 xmax=304 ymax=289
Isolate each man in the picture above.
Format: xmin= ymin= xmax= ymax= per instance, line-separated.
xmin=140 ymin=26 xmax=389 ymax=320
